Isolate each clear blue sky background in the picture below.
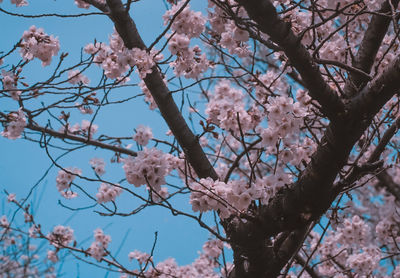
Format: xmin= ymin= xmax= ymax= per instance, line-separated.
xmin=0 ymin=1 xmax=221 ymax=277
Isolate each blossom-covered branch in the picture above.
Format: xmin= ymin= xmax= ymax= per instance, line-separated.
xmin=235 ymin=0 xmax=346 ymax=121
xmin=105 ymin=0 xmax=218 ymax=180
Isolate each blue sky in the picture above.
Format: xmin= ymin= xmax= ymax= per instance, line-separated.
xmin=0 ymin=1 xmax=222 ymax=277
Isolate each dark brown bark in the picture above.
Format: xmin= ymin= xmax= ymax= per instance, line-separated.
xmin=344 ymin=0 xmax=400 ymax=97
xmin=377 ymin=171 xmax=400 ymax=201
xmin=235 ymin=0 xmax=345 ymax=122
xmin=105 ymin=0 xmax=218 ymax=180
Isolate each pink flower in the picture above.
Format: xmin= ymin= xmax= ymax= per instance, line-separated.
xmin=128 ymin=250 xmax=152 ymax=264
xmin=56 ymin=167 xmax=81 ymax=199
xmin=133 ymin=125 xmax=153 ymax=146
xmin=74 ymin=0 xmax=90 ymax=9
xmin=163 ymin=3 xmax=206 ymax=38
xmin=11 ymin=0 xmax=28 ymax=7
xmin=7 ymin=193 xmax=16 ymax=203
xmin=19 ymin=26 xmax=59 ymax=66
xmin=81 ymin=120 xmax=98 ymax=138
xmin=90 ymin=158 xmax=106 ymax=176
xmin=67 ymin=70 xmax=90 ymax=85
xmin=122 ymin=148 xmax=172 ymax=192
xmin=1 ymin=70 xmax=21 ymax=100
xmin=0 ymin=215 xmax=9 ymax=228
xmin=96 ymin=183 xmax=122 ymax=204
xmin=1 ymin=109 xmax=26 ymax=140
xmin=48 ymin=225 xmax=74 ymax=248
xmin=88 ymin=228 xmax=111 ymax=261
xmin=47 ymin=250 xmax=59 ymax=263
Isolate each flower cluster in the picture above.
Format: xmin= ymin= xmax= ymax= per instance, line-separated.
xmin=164 ymin=2 xmax=209 ymax=79
xmin=141 ymin=239 xmax=223 ymax=277
xmin=375 ymin=195 xmax=400 ymax=248
xmin=55 ymin=167 xmax=82 ymax=199
xmin=88 ymin=228 xmax=111 ymax=261
xmin=0 ymin=215 xmax=9 ymax=229
xmin=122 ymin=148 xmax=173 ymax=193
xmin=169 ymin=39 xmax=209 ymax=79
xmin=336 ymin=215 xmax=371 ymax=246
xmin=60 ymin=119 xmax=98 ymax=138
xmin=74 ymin=0 xmax=90 ymax=9
xmin=202 ymin=239 xmax=223 ymax=259
xmin=208 ymin=2 xmax=251 ymax=58
xmin=96 ymin=183 xmax=122 ymax=204
xmin=29 ymin=225 xmax=40 ymax=239
xmin=266 ymin=96 xmax=306 ymax=138
xmin=0 ymin=214 xmax=57 ymax=277
xmin=74 ymin=0 xmax=105 ymax=9
xmin=346 ymin=247 xmax=381 ymax=276
xmin=150 ymin=186 xmax=169 ymax=203
xmin=1 ymin=70 xmax=21 ymax=100
xmin=308 ymin=213 xmax=385 ymax=276
xmin=254 ymin=171 xmax=292 ymax=204
xmin=256 ymin=94 xmax=311 ymax=167
xmin=205 ymin=80 xmax=256 ymax=135
xmin=81 ymin=120 xmax=98 ymax=136
xmin=163 ymin=1 xmax=206 ymax=38
xmin=130 ymin=48 xmax=158 ymax=79
xmin=85 ymin=32 xmax=162 ymax=79
xmin=128 ymin=250 xmax=152 ymax=265
xmin=89 ymin=158 xmax=106 ymax=176
xmin=46 ymin=250 xmax=58 ymax=263
xmin=190 ymin=172 xmax=292 ymax=219
xmin=394 ymin=265 xmax=400 ymax=278
xmin=190 ymin=178 xmax=248 ymax=218
xmin=1 ymin=109 xmax=26 ymax=140
xmin=67 ymin=70 xmax=90 ymax=85
xmin=133 ymin=125 xmax=153 ymax=146
xmin=7 ymin=193 xmax=16 ymax=203
xmin=19 ymin=26 xmax=60 ymax=66
xmin=47 ymin=225 xmax=74 ymax=248
xmin=0 ymin=0 xmax=29 ymax=7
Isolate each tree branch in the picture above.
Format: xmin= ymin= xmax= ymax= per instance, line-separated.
xmin=369 ymin=116 xmax=400 ymax=163
xmin=26 ymin=122 xmax=137 ymax=157
xmin=376 ymin=171 xmax=400 ymax=201
xmin=344 ymin=0 xmax=400 ymax=97
xmin=349 ymin=54 xmax=400 ymax=118
xmin=104 ymin=0 xmax=218 ymax=180
xmin=314 ymin=58 xmax=372 ymax=81
xmin=236 ymin=0 xmax=345 ymax=122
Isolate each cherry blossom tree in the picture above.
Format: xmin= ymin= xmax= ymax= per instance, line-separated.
xmin=1 ymin=0 xmax=400 ymax=277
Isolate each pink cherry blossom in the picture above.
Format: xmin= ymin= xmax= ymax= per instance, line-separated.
xmin=19 ymin=26 xmax=60 ymax=66
xmin=1 ymin=109 xmax=26 ymax=140
xmin=47 ymin=225 xmax=74 ymax=248
xmin=133 ymin=125 xmax=153 ymax=146
xmin=96 ymin=183 xmax=122 ymax=203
